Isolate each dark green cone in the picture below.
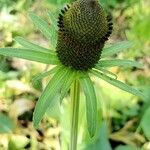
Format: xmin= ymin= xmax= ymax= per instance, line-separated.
xmin=56 ymin=0 xmax=113 ymax=71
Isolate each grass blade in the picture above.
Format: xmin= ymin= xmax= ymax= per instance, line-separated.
xmin=91 ymin=69 xmax=145 ymax=98
xmin=97 ymin=59 xmax=143 ymax=68
xmin=33 ymin=66 xmax=68 ymax=128
xmin=0 ymin=48 xmax=59 ymax=65
xmin=60 ymin=70 xmax=76 ymax=103
xmin=80 ymin=74 xmax=97 ymax=137
xmin=29 ymin=12 xmax=52 ymax=40
xmin=14 ymin=36 xmax=54 ymax=53
xmin=101 ymin=41 xmax=133 ymax=58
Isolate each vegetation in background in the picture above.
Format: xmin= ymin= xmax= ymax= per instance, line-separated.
xmin=0 ymin=0 xmax=149 ymax=149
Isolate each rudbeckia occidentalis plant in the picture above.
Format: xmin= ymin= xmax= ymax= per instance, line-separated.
xmin=0 ymin=0 xmax=145 ymax=149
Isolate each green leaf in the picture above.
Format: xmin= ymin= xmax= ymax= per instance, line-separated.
xmin=97 ymin=59 xmax=143 ymax=68
xmin=0 ymin=48 xmax=59 ymax=65
xmin=29 ymin=12 xmax=52 ymax=40
xmin=94 ymin=66 xmax=117 ymax=79
xmin=101 ymin=41 xmax=133 ymax=58
xmin=33 ymin=66 xmax=69 ymax=128
xmin=60 ymin=70 xmax=76 ymax=103
xmin=91 ymin=69 xmax=145 ymax=98
xmin=32 ymin=66 xmax=60 ymax=90
xmin=32 ymin=66 xmax=60 ymax=83
xmin=47 ymin=11 xmax=58 ymax=31
xmin=80 ymin=74 xmax=97 ymax=137
xmin=47 ymin=12 xmax=58 ymax=47
xmin=141 ymin=106 xmax=150 ymax=140
xmin=50 ymin=26 xmax=58 ymax=48
xmin=0 ymin=113 xmax=14 ymax=133
xmin=14 ymin=36 xmax=54 ymax=54
xmin=46 ymin=93 xmax=61 ymax=120
xmin=84 ymin=122 xmax=112 ymax=150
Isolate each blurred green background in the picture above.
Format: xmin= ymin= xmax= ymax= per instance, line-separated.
xmin=0 ymin=0 xmax=149 ymax=149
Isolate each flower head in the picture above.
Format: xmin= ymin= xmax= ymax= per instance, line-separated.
xmin=57 ymin=0 xmax=113 ymax=70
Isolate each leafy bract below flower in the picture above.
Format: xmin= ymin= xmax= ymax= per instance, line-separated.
xmin=0 ymin=0 xmax=145 ymax=137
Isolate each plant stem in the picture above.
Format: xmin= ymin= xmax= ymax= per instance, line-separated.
xmin=70 ymin=80 xmax=80 ymax=150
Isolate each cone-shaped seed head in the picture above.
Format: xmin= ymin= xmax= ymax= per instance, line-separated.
xmin=64 ymin=0 xmax=108 ymax=43
xmin=56 ymin=0 xmax=113 ymax=71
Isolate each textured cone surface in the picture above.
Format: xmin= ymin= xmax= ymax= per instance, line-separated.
xmin=56 ymin=0 xmax=113 ymax=71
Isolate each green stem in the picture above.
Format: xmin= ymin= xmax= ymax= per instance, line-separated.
xmin=70 ymin=80 xmax=80 ymax=150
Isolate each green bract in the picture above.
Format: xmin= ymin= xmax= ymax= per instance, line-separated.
xmin=0 ymin=0 xmax=145 ymax=138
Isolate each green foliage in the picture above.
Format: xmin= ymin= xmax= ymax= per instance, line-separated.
xmin=47 ymin=11 xmax=58 ymax=47
xmin=60 ymin=70 xmax=76 ymax=102
xmin=80 ymin=74 xmax=97 ymax=137
xmin=84 ymin=122 xmax=112 ymax=150
xmin=141 ymin=107 xmax=150 ymax=140
xmin=125 ymin=0 xmax=149 ymax=57
xmin=101 ymin=41 xmax=133 ymax=58
xmin=0 ymin=113 xmax=14 ymax=133
xmin=47 ymin=12 xmax=58 ymax=31
xmin=91 ymin=69 xmax=145 ymax=98
xmin=0 ymin=0 xmax=33 ymax=10
xmin=29 ymin=12 xmax=53 ymax=40
xmin=32 ymin=66 xmax=59 ymax=83
xmin=99 ymin=0 xmax=139 ymax=10
xmin=0 ymin=47 xmax=59 ymax=65
xmin=97 ymin=59 xmax=143 ymax=68
xmin=14 ymin=36 xmax=51 ymax=53
xmin=33 ymin=66 xmax=68 ymax=128
xmin=95 ymin=67 xmax=117 ymax=79
xmin=126 ymin=1 xmax=149 ymax=43
xmin=99 ymin=0 xmax=118 ymax=9
xmin=46 ymin=0 xmax=71 ymax=5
